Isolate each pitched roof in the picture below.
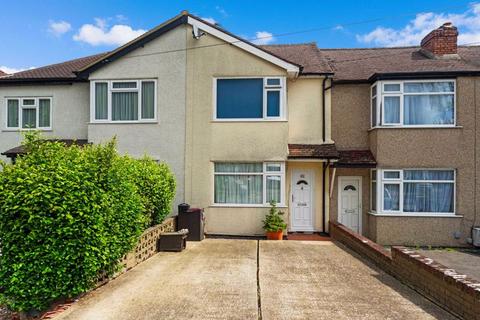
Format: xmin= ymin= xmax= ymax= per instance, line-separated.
xmin=0 ymin=70 xmax=7 ymax=77
xmin=261 ymin=43 xmax=333 ymax=75
xmin=0 ymin=53 xmax=108 ymax=83
xmin=320 ymin=46 xmax=480 ymax=82
xmin=288 ymin=144 xmax=339 ymax=159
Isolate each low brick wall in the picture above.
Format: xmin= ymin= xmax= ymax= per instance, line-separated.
xmin=97 ymin=217 xmax=176 ymax=284
xmin=330 ymin=221 xmax=480 ymax=319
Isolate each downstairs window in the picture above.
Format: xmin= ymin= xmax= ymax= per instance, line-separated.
xmin=6 ymin=97 xmax=51 ymax=130
xmin=371 ymin=169 xmax=455 ymax=215
xmin=214 ymin=162 xmax=285 ymax=205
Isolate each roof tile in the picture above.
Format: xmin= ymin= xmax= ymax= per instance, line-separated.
xmin=288 ymin=144 xmax=339 ymax=159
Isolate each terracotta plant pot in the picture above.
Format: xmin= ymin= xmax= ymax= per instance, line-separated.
xmin=266 ymin=230 xmax=284 ymax=240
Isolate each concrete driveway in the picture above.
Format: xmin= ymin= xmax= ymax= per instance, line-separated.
xmin=57 ymin=239 xmax=455 ymax=320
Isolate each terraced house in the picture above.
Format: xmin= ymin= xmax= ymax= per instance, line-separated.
xmin=1 ymin=13 xmax=479 ymax=246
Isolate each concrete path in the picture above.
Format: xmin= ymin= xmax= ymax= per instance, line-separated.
xmin=57 ymin=239 xmax=455 ymax=320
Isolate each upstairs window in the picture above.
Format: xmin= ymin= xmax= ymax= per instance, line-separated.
xmin=215 ymin=77 xmax=285 ymax=120
xmin=5 ymin=97 xmax=51 ymax=130
xmin=91 ymin=80 xmax=156 ymax=122
xmin=371 ymin=80 xmax=455 ymax=127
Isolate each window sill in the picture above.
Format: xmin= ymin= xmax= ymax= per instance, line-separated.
xmin=88 ymin=121 xmax=158 ymax=125
xmin=368 ymin=211 xmax=462 ymax=218
xmin=209 ymin=204 xmax=287 ymax=208
xmin=2 ymin=128 xmax=52 ymax=132
xmin=368 ymin=125 xmax=462 ymax=131
xmin=211 ymin=119 xmax=287 ymax=123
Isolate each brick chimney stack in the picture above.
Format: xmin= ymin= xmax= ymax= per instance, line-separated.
xmin=420 ymin=22 xmax=459 ymax=59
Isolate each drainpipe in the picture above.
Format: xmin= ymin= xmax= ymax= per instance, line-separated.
xmin=322 ymin=76 xmax=333 ymax=143
xmin=322 ymin=160 xmax=330 ymax=233
xmin=322 ymin=76 xmax=333 ymax=233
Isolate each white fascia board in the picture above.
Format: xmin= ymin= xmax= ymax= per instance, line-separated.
xmin=187 ymin=17 xmax=300 ymax=77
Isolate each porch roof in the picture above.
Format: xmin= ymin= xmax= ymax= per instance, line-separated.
xmin=288 ymin=143 xmax=339 ymax=160
xmin=2 ymin=139 xmax=90 ymax=159
xmin=334 ymin=150 xmax=376 ymax=168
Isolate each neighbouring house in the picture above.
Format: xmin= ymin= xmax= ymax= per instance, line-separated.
xmin=0 ymin=13 xmax=479 ymax=246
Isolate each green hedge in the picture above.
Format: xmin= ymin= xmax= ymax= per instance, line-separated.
xmin=126 ymin=157 xmax=176 ymax=227
xmin=0 ymin=133 xmax=176 ymax=312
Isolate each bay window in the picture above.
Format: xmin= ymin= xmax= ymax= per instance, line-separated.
xmin=6 ymin=97 xmax=52 ymax=130
xmin=91 ymin=80 xmax=156 ymax=122
xmin=371 ymin=80 xmax=455 ymax=127
xmin=371 ymin=169 xmax=455 ymax=215
xmin=215 ymin=77 xmax=285 ymax=120
xmin=214 ymin=162 xmax=285 ymax=205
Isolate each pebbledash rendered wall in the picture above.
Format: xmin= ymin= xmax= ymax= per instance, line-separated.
xmin=331 ymin=77 xmax=480 ymax=246
xmin=330 ymin=221 xmax=480 ymax=320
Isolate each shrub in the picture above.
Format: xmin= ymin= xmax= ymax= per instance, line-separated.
xmin=262 ymin=201 xmax=287 ymax=232
xmin=0 ymin=133 xmax=151 ymax=312
xmin=125 ymin=156 xmax=176 ymax=227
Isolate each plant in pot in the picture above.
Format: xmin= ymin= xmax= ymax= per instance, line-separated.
xmin=262 ymin=201 xmax=287 ymax=240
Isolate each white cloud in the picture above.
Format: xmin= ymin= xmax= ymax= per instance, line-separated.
xmin=48 ymin=20 xmax=72 ymax=37
xmin=201 ymin=17 xmax=217 ymax=25
xmin=333 ymin=25 xmax=344 ymax=31
xmin=252 ymin=31 xmax=275 ymax=45
xmin=73 ymin=18 xmax=146 ymax=46
xmin=0 ymin=66 xmax=35 ymax=74
xmin=357 ymin=2 xmax=480 ymax=47
xmin=215 ymin=6 xmax=228 ymax=17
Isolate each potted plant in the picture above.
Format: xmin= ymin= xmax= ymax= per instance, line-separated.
xmin=262 ymin=201 xmax=287 ymax=240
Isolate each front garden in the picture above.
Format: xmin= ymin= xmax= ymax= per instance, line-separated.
xmin=0 ymin=132 xmax=176 ymax=315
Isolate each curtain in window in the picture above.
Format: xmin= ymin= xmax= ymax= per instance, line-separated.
xmin=112 ymin=92 xmax=138 ymax=121
xmin=216 ymin=79 xmax=263 ymax=119
xmin=404 ymin=95 xmax=454 ymax=125
xmin=384 ymin=96 xmax=400 ymax=123
xmin=404 ymin=82 xmax=454 ymax=93
xmin=404 ymin=183 xmax=454 ymax=213
xmin=383 ymin=184 xmax=399 ymax=210
xmin=266 ymin=175 xmax=281 ymax=203
xmin=404 ymin=170 xmax=454 ymax=180
xmin=141 ymin=81 xmax=155 ymax=119
xmin=95 ymin=83 xmax=108 ymax=120
xmin=214 ymin=175 xmax=263 ymax=204
xmin=22 ymin=108 xmax=36 ymax=128
xmin=39 ymin=99 xmax=50 ymax=127
xmin=7 ymin=100 xmax=19 ymax=127
xmin=371 ymin=96 xmax=377 ymax=126
xmin=215 ymin=163 xmax=263 ymax=173
xmin=371 ymin=182 xmax=377 ymax=211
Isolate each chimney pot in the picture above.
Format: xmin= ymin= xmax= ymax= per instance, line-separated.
xmin=420 ymin=22 xmax=458 ymax=58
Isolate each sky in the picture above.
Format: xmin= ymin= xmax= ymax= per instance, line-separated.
xmin=1 ymin=0 xmax=479 ymax=73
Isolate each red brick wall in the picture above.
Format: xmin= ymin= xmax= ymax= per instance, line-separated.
xmin=330 ymin=221 xmax=480 ymax=319
xmin=420 ymin=23 xmax=458 ymax=56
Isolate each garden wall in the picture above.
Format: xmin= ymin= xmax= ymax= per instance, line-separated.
xmin=98 ymin=217 xmax=176 ymax=284
xmin=330 ymin=221 xmax=480 ymax=320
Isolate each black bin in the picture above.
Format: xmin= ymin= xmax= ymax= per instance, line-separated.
xmin=177 ymin=204 xmax=205 ymax=241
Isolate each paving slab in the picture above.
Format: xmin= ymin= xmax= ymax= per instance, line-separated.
xmin=259 ymin=240 xmax=456 ymax=320
xmin=56 ymin=239 xmax=258 ymax=320
xmin=418 ymin=248 xmax=480 ymax=281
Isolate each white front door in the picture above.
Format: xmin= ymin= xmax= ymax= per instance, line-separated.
xmin=290 ymin=169 xmax=314 ymax=232
xmin=338 ymin=177 xmax=362 ymax=233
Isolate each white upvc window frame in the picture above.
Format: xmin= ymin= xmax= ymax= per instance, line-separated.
xmin=213 ymin=161 xmax=286 ymax=207
xmin=213 ymin=76 xmax=287 ymax=121
xmin=5 ymin=97 xmax=53 ymax=130
xmin=371 ymin=168 xmax=456 ymax=216
xmin=90 ymin=79 xmax=157 ymax=123
xmin=370 ymin=169 xmax=377 ymax=212
xmin=370 ymin=79 xmax=456 ymax=128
